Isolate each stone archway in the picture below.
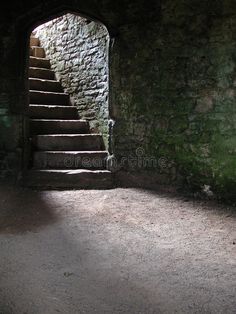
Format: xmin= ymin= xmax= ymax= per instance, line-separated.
xmin=19 ymin=8 xmax=116 ymax=188
xmin=12 ymin=2 xmax=117 ymax=177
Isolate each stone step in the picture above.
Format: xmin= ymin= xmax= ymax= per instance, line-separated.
xmin=29 ymin=105 xmax=79 ymax=119
xmin=29 ymin=67 xmax=55 ymax=80
xmin=29 ymin=78 xmax=63 ymax=92
xmin=29 ymin=57 xmax=51 ymax=69
xmin=24 ymin=169 xmax=114 ymax=189
xmin=33 ymin=134 xmax=105 ymax=151
xmin=30 ymin=119 xmax=90 ymax=134
xmin=33 ymin=151 xmax=108 ymax=169
xmin=30 ymin=37 xmax=39 ymax=47
xmin=30 ymin=46 xmax=45 ymax=58
xmin=29 ymin=90 xmax=70 ymax=105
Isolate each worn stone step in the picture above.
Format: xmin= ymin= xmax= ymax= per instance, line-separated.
xmin=33 ymin=151 xmax=108 ymax=169
xmin=33 ymin=134 xmax=105 ymax=151
xmin=30 ymin=37 xmax=40 ymax=47
xmin=30 ymin=119 xmax=89 ymax=134
xmin=29 ymin=105 xmax=79 ymax=119
xmin=30 ymin=90 xmax=70 ymax=105
xmin=24 ymin=169 xmax=114 ymax=189
xmin=29 ymin=56 xmax=50 ymax=69
xmin=29 ymin=67 xmax=55 ymax=80
xmin=29 ymin=78 xmax=63 ymax=92
xmin=30 ymin=46 xmax=45 ymax=58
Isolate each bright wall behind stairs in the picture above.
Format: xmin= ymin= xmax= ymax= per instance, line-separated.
xmin=35 ymin=13 xmax=109 ymax=138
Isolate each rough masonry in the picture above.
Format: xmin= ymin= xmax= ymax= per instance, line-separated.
xmin=35 ymin=14 xmax=109 ymax=143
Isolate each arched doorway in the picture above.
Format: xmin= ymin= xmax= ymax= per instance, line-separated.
xmin=23 ymin=11 xmax=115 ymax=188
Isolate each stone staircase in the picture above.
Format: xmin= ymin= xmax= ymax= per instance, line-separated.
xmin=25 ymin=35 xmax=113 ymax=189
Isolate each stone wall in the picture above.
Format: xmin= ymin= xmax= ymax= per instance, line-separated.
xmin=111 ymin=12 xmax=236 ymax=199
xmin=0 ymin=0 xmax=236 ymax=201
xmin=34 ymin=13 xmax=109 ymax=141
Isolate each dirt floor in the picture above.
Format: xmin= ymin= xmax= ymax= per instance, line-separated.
xmin=0 ymin=186 xmax=235 ymax=314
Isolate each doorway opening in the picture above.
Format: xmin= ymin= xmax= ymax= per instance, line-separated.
xmin=26 ymin=13 xmax=112 ymax=188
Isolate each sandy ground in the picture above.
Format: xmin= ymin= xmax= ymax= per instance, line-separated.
xmin=0 ymin=186 xmax=235 ymax=314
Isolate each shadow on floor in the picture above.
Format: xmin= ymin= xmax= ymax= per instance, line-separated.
xmin=0 ymin=185 xmax=59 ymax=234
